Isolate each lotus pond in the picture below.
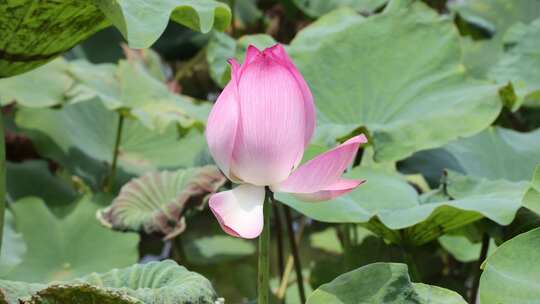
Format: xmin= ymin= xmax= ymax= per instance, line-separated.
xmin=1 ymin=0 xmax=540 ymax=303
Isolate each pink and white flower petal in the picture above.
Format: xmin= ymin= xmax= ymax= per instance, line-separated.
xmin=209 ymin=184 xmax=266 ymax=239
xmin=273 ymin=135 xmax=368 ymax=193
xmin=292 ymin=179 xmax=365 ymax=202
xmin=265 ymin=44 xmax=315 ymax=148
xmin=205 ymin=64 xmax=241 ymax=180
xmin=231 ymin=54 xmax=307 ymax=186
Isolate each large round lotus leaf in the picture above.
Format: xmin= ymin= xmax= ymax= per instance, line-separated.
xmin=0 ymin=260 xmax=217 ymax=304
xmin=288 ymin=3 xmax=501 ymax=162
xmin=1 ymin=196 xmax=139 ymax=283
xmin=292 ymin=0 xmax=387 ymax=17
xmin=0 ymin=0 xmax=230 ymax=77
xmin=15 ymin=101 xmax=206 ymax=184
xmin=307 ymin=263 xmax=466 ymax=304
xmin=277 ymin=167 xmax=527 ymax=245
xmin=449 ymin=0 xmax=540 ymax=77
xmin=479 ymin=228 xmax=540 ymax=303
xmin=97 ymin=166 xmax=226 ymax=239
xmin=489 ymin=19 xmax=540 ymax=109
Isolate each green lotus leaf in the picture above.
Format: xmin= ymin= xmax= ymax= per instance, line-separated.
xmin=15 ymin=101 xmax=206 ymax=188
xmin=0 ymin=196 xmax=139 ymax=283
xmin=444 ymin=127 xmax=540 ymax=181
xmin=438 ymin=226 xmax=496 ymax=263
xmin=288 ymin=3 xmax=501 ymax=162
xmin=278 ymin=168 xmax=527 ymax=245
xmin=184 ymin=235 xmax=256 ymax=265
xmin=6 ymin=160 xmax=78 ymax=216
xmin=479 ymin=227 xmax=540 ymax=303
xmin=449 ymin=0 xmax=540 ymax=77
xmin=207 ymin=32 xmax=276 ymax=87
xmin=489 ymin=19 xmax=540 ymax=109
xmin=2 ymin=55 xmax=210 ymax=131
xmin=292 ymin=0 xmax=387 ymax=18
xmin=0 ymin=211 xmax=26 ymax=277
xmin=0 ymin=0 xmax=231 ymax=77
xmin=0 ymin=260 xmax=217 ymax=304
xmin=0 ymin=58 xmax=71 ymax=107
xmin=307 ymin=263 xmax=466 ymax=303
xmin=97 ymin=166 xmax=226 ymax=239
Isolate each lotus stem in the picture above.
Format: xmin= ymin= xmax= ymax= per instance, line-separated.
xmin=105 ymin=113 xmax=124 ymax=192
xmin=0 ymin=112 xmax=5 ymax=252
xmin=283 ymin=204 xmax=306 ymax=303
xmin=273 ymin=203 xmax=286 ymax=282
xmin=470 ymin=233 xmax=490 ymax=304
xmin=277 ymin=217 xmax=306 ymax=300
xmin=258 ymin=188 xmax=272 ymax=304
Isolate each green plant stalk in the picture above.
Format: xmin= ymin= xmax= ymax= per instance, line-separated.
xmin=106 ymin=113 xmax=125 ymax=192
xmin=273 ymin=203 xmax=285 ymax=280
xmin=283 ymin=204 xmax=306 ymax=304
xmin=0 ymin=113 xmax=5 ymax=252
xmin=402 ymin=249 xmax=421 ymax=282
xmin=470 ymin=233 xmax=490 ymax=303
xmin=258 ymin=188 xmax=272 ymax=304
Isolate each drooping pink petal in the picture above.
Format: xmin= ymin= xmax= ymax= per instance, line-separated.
xmin=209 ymin=184 xmax=266 ymax=239
xmin=230 ymin=53 xmax=307 ymax=186
xmin=293 ymin=179 xmax=366 ymax=202
xmin=265 ymin=44 xmax=315 ymax=148
xmin=273 ymin=134 xmax=368 ymax=193
xmin=205 ymin=62 xmax=241 ymax=179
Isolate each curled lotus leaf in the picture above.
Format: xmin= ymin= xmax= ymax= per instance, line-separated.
xmin=0 ymin=260 xmax=217 ymax=304
xmin=97 ymin=166 xmax=226 ymax=239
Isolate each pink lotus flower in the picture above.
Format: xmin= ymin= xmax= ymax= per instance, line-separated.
xmin=206 ymin=44 xmax=367 ymax=239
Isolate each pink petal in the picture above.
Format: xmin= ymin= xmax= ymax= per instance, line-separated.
xmin=230 ymin=52 xmax=307 ymax=186
xmin=205 ymin=63 xmax=240 ymax=179
xmin=209 ymin=184 xmax=265 ymax=239
xmin=293 ymin=179 xmax=366 ymax=202
xmin=273 ymin=135 xmax=368 ymax=193
xmin=265 ymin=44 xmax=315 ymax=148
xmin=243 ymin=45 xmax=261 ymax=68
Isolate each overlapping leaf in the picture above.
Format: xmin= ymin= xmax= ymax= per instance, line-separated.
xmin=0 ymin=0 xmax=231 ymax=77
xmin=479 ymin=227 xmax=540 ymax=303
xmin=97 ymin=166 xmax=226 ymax=239
xmin=450 ymin=0 xmax=540 ymax=77
xmin=278 ymin=167 xmax=527 ymax=245
xmin=0 ymin=260 xmax=217 ymax=304
xmin=292 ymin=0 xmax=387 ymax=17
xmin=307 ymin=263 xmax=466 ymax=303
xmin=6 ymin=161 xmax=78 ymax=215
xmin=0 ymin=212 xmax=25 ymax=277
xmin=288 ymin=3 xmax=501 ymax=162
xmin=15 ymin=101 xmax=207 ymax=188
xmin=489 ymin=19 xmax=540 ymax=109
xmin=2 ymin=55 xmax=210 ymax=132
xmin=0 ymin=196 xmax=139 ymax=283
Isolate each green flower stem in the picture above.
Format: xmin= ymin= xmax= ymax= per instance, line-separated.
xmin=283 ymin=204 xmax=306 ymax=304
xmin=258 ymin=188 xmax=272 ymax=304
xmin=470 ymin=233 xmax=490 ymax=303
xmin=273 ymin=203 xmax=285 ymax=280
xmin=105 ymin=113 xmax=125 ymax=192
xmin=0 ymin=112 xmax=5 ymax=252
